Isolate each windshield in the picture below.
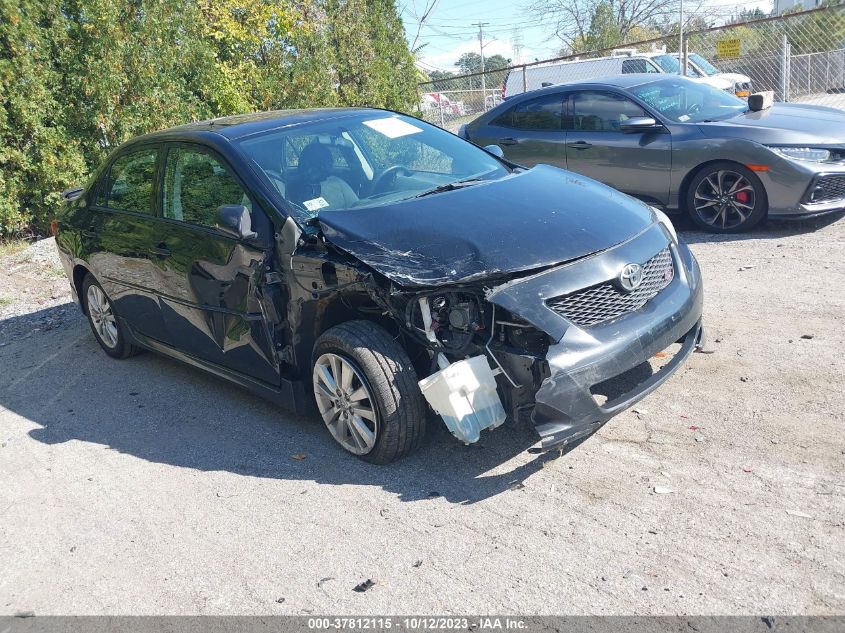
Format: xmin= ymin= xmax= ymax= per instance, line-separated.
xmin=652 ymin=54 xmax=699 ymax=77
xmin=235 ymin=113 xmax=508 ymax=222
xmin=689 ymin=53 xmax=720 ymax=76
xmin=629 ymin=77 xmax=747 ymax=123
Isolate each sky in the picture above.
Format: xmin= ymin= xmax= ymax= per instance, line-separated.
xmin=401 ymin=0 xmax=776 ymax=74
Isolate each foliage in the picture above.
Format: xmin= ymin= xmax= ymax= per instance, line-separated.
xmin=0 ymin=0 xmax=417 ymax=236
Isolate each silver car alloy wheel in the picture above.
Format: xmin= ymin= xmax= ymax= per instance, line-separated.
xmin=86 ymin=284 xmax=119 ymax=349
xmin=693 ymin=169 xmax=756 ymax=230
xmin=313 ymin=353 xmax=378 ymax=455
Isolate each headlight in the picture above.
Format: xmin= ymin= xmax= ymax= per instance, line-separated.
xmin=651 ymin=207 xmax=678 ymax=244
xmin=768 ymin=146 xmax=831 ymax=163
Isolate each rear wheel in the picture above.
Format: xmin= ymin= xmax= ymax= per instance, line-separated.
xmin=312 ymin=321 xmax=426 ymax=464
xmin=686 ymin=162 xmax=767 ymax=233
xmin=82 ymin=274 xmax=139 ymax=359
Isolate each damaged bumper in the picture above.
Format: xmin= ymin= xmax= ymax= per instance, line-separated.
xmin=488 ymin=223 xmax=704 ymax=451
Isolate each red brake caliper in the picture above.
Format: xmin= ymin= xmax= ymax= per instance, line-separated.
xmin=735 ymin=190 xmax=750 ymax=204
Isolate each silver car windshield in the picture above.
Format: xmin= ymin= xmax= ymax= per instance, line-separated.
xmin=629 ymin=78 xmax=747 ymax=123
xmin=236 ymin=113 xmax=508 ymax=221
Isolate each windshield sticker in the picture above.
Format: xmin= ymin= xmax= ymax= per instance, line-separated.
xmin=678 ymin=114 xmax=690 ymax=122
xmin=363 ymin=117 xmax=423 ymax=139
xmin=303 ymin=196 xmax=329 ymax=212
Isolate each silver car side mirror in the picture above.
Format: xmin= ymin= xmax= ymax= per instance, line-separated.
xmin=483 ymin=144 xmax=505 ymax=158
xmin=619 ymin=117 xmax=661 ymax=133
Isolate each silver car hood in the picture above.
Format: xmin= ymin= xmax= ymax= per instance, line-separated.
xmin=696 ymin=103 xmax=845 ymax=145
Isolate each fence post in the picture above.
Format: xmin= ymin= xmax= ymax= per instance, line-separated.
xmin=780 ymin=34 xmax=791 ymax=102
xmin=522 ymin=64 xmax=527 ymax=93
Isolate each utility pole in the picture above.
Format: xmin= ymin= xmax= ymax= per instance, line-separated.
xmin=678 ymin=0 xmax=684 ymax=75
xmin=474 ymin=22 xmax=490 ymax=109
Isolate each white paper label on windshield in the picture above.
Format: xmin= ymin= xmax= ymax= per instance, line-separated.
xmin=303 ymin=196 xmax=329 ymax=212
xmin=363 ymin=117 xmax=423 ymax=139
xmin=678 ymin=114 xmax=690 ymax=122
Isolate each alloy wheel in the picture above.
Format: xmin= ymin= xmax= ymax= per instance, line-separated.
xmin=693 ymin=169 xmax=756 ymax=230
xmin=313 ymin=353 xmax=379 ymax=455
xmin=86 ymin=284 xmax=119 ymax=349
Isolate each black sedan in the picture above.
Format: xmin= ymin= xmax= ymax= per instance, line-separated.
xmin=461 ymin=75 xmax=845 ymax=233
xmin=56 ymin=108 xmax=703 ymax=462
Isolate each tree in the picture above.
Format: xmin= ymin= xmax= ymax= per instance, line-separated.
xmin=531 ymin=0 xmax=703 ymax=50
xmin=0 ymin=0 xmax=419 ymax=236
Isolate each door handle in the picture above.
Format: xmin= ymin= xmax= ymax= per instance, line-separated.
xmin=151 ymin=243 xmax=171 ymax=258
xmin=567 ymin=141 xmax=593 ymax=149
xmin=499 ymin=137 xmax=519 ymax=146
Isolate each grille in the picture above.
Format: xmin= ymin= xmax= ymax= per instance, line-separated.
xmin=547 ymin=248 xmax=674 ymax=328
xmin=809 ymin=175 xmax=845 ymax=203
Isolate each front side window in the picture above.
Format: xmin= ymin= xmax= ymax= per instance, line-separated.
xmin=99 ymin=148 xmax=158 ymax=214
xmin=571 ymin=91 xmax=647 ymax=132
xmin=162 ymin=147 xmax=251 ymax=229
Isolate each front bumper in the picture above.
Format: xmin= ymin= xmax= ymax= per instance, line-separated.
xmin=488 ymin=223 xmax=704 ymax=451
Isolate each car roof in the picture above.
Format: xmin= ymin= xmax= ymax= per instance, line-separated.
xmin=505 ymin=73 xmax=676 ymax=98
xmin=123 ymin=107 xmax=390 ymax=145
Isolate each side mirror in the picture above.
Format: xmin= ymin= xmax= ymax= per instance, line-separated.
xmin=217 ymin=204 xmax=258 ymax=241
xmin=483 ymin=144 xmax=505 ymax=158
xmin=619 ymin=117 xmax=661 ymax=133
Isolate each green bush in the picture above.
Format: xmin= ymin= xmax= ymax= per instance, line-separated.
xmin=0 ymin=0 xmax=417 ymax=236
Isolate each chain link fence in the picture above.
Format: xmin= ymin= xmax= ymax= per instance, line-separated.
xmin=417 ymin=4 xmax=845 ymax=131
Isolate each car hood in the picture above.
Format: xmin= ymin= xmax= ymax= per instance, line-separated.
xmin=318 ymin=165 xmax=654 ymax=287
xmin=716 ymin=72 xmax=751 ymax=84
xmin=697 ymin=103 xmax=845 ymax=145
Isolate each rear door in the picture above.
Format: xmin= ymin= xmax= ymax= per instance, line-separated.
xmin=88 ymin=145 xmax=170 ymax=342
xmin=149 ymin=143 xmax=279 ymax=384
xmin=564 ymin=89 xmax=672 ymax=205
xmin=471 ymin=92 xmax=568 ymax=167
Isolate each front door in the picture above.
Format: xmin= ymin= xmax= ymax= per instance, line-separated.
xmin=565 ymin=90 xmax=672 ymax=206
xmin=150 ymin=144 xmax=279 ymax=385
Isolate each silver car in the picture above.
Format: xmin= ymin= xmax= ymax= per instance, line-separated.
xmin=462 ymin=75 xmax=845 ymax=232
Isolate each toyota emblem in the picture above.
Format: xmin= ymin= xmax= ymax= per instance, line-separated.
xmin=619 ymin=263 xmax=644 ymax=292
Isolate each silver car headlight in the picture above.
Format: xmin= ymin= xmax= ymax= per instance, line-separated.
xmin=768 ymin=146 xmax=831 ymax=163
xmin=651 ymin=207 xmax=678 ymax=244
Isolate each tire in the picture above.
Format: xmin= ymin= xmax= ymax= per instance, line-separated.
xmin=82 ymin=274 xmax=140 ymax=359
xmin=311 ymin=321 xmax=426 ymax=464
xmin=685 ymin=161 xmax=767 ymax=233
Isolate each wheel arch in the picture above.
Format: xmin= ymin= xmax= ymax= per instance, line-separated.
xmin=72 ymin=263 xmax=93 ymax=315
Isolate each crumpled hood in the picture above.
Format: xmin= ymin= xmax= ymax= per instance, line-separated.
xmin=318 ymin=165 xmax=654 ymax=287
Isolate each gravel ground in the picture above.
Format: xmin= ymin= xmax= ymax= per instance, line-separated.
xmin=0 ymin=217 xmax=843 ymax=615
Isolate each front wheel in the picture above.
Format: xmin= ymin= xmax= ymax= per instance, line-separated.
xmin=686 ymin=162 xmax=767 ymax=233
xmin=312 ymin=321 xmax=426 ymax=464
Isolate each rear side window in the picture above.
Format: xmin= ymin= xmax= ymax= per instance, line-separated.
xmin=491 ymin=94 xmax=563 ymax=130
xmin=162 ymin=147 xmax=251 ymax=229
xmin=622 ymin=59 xmax=660 ymax=74
xmin=98 ymin=148 xmax=158 ymax=214
xmin=571 ymin=91 xmax=647 ymax=132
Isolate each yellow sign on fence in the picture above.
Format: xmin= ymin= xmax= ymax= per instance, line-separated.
xmin=716 ymin=39 xmax=742 ymax=59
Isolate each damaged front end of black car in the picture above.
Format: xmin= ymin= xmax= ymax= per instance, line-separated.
xmin=272 ymin=155 xmax=703 ymax=461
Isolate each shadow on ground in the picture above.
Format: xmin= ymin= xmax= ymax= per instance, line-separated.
xmin=673 ymin=209 xmax=845 ymax=244
xmin=0 ymin=304 xmax=562 ymax=505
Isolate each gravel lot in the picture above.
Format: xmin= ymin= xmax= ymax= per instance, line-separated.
xmin=1 ymin=215 xmax=843 ymax=616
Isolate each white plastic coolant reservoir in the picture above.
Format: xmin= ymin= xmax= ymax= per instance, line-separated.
xmin=418 ymin=355 xmax=506 ymax=444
